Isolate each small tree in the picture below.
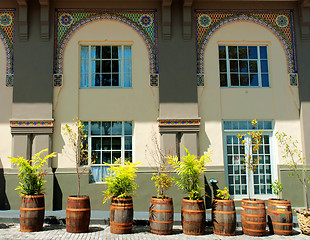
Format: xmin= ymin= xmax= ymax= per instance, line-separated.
xmin=10 ymin=149 xmax=56 ymax=196
xmin=271 ymin=180 xmax=283 ymax=199
xmin=237 ymin=119 xmax=262 ymax=199
xmin=62 ymin=117 xmax=89 ymax=197
xmin=275 ymin=132 xmax=309 ymax=210
xmin=216 ymin=187 xmax=231 ymax=200
xmin=167 ymin=147 xmax=211 ymax=200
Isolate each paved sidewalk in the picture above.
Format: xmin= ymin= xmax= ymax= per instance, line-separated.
xmin=0 ymin=224 xmax=309 ymax=240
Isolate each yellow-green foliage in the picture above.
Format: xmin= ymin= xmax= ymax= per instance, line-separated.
xmin=167 ymin=147 xmax=211 ymax=200
xmin=102 ymin=159 xmax=140 ymax=204
xmin=216 ymin=187 xmax=230 ymax=200
xmin=151 ymin=171 xmax=172 ymax=198
xmin=9 ymin=149 xmax=56 ymax=196
xmin=271 ymin=180 xmax=283 ymax=198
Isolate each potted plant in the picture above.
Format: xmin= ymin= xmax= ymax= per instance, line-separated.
xmin=212 ymin=187 xmax=236 ymax=236
xmin=102 ymin=159 xmax=139 ymax=234
xmin=9 ymin=149 xmax=56 ymax=232
xmin=275 ymin=132 xmax=310 ymax=235
xmin=167 ymin=147 xmax=211 ymax=235
xmin=148 ymin=134 xmax=173 ymax=235
xmin=62 ymin=118 xmax=91 ymax=233
xmin=237 ymin=119 xmax=266 ymax=236
xmin=267 ymin=180 xmax=292 ymax=235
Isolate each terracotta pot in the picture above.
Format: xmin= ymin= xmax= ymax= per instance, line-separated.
xmin=149 ymin=197 xmax=174 ymax=235
xmin=66 ymin=195 xmax=91 ymax=233
xmin=20 ymin=195 xmax=45 ymax=232
xmin=212 ymin=198 xmax=236 ymax=236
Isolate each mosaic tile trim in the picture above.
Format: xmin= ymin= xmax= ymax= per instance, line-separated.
xmin=197 ymin=74 xmax=204 ymax=86
xmin=289 ymin=73 xmax=298 ymax=86
xmin=10 ymin=121 xmax=54 ymax=127
xmin=55 ymin=9 xmax=158 ymax=86
xmin=159 ymin=119 xmax=200 ymax=126
xmin=150 ymin=74 xmax=159 ymax=86
xmin=0 ymin=9 xmax=15 ymax=83
xmin=6 ymin=74 xmax=13 ymax=87
xmin=53 ymin=74 xmax=63 ymax=87
xmin=196 ymin=10 xmax=297 ymax=76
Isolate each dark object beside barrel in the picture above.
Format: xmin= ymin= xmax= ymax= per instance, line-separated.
xmin=212 ymin=199 xmax=236 ymax=236
xmin=267 ymin=199 xmax=292 ymax=235
xmin=181 ymin=198 xmax=205 ymax=235
xmin=20 ymin=195 xmax=45 ymax=232
xmin=66 ymin=195 xmax=91 ymax=233
xmin=110 ymin=197 xmax=133 ymax=234
xmin=241 ymin=199 xmax=266 ymax=236
xmin=149 ymin=197 xmax=174 ymax=235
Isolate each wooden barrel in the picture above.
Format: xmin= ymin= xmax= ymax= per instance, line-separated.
xmin=110 ymin=197 xmax=133 ymax=234
xmin=66 ymin=195 xmax=91 ymax=233
xmin=241 ymin=199 xmax=266 ymax=236
xmin=212 ymin=199 xmax=236 ymax=236
xmin=181 ymin=198 xmax=205 ymax=235
xmin=267 ymin=199 xmax=292 ymax=235
xmin=20 ymin=195 xmax=45 ymax=232
xmin=149 ymin=197 xmax=174 ymax=235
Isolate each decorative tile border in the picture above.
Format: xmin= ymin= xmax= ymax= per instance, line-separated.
xmin=289 ymin=73 xmax=298 ymax=86
xmin=197 ymin=74 xmax=204 ymax=86
xmin=159 ymin=119 xmax=200 ymax=126
xmin=0 ymin=9 xmax=15 ymax=86
xmin=196 ymin=10 xmax=297 ymax=86
xmin=150 ymin=74 xmax=159 ymax=86
xmin=55 ymin=9 xmax=158 ymax=86
xmin=10 ymin=121 xmax=54 ymax=127
xmin=53 ymin=74 xmax=63 ymax=87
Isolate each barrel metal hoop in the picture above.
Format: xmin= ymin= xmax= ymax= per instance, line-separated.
xmin=242 ymin=226 xmax=266 ymax=233
xmin=149 ymin=219 xmax=173 ymax=224
xmin=182 ymin=220 xmax=204 ymax=224
xmin=110 ymin=225 xmax=132 ymax=230
xmin=241 ymin=212 xmax=266 ymax=218
xmin=110 ymin=222 xmax=132 ymax=226
xmin=213 ymin=210 xmax=236 ymax=214
xmin=66 ymin=208 xmax=90 ymax=212
xmin=111 ymin=203 xmax=133 ymax=206
xmin=110 ymin=206 xmax=133 ymax=209
xmin=20 ymin=207 xmax=45 ymax=211
xmin=213 ymin=222 xmax=236 ymax=226
xmin=267 ymin=209 xmax=292 ymax=214
xmin=182 ymin=209 xmax=205 ymax=213
xmin=242 ymin=205 xmax=265 ymax=209
xmin=271 ymin=222 xmax=293 ymax=226
xmin=242 ymin=219 xmax=266 ymax=225
xmin=150 ymin=209 xmax=173 ymax=213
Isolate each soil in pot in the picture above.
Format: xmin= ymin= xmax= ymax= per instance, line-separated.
xmin=110 ymin=197 xmax=133 ymax=234
xmin=241 ymin=198 xmax=266 ymax=236
xmin=149 ymin=197 xmax=174 ymax=235
xmin=20 ymin=195 xmax=45 ymax=232
xmin=267 ymin=199 xmax=292 ymax=235
xmin=66 ymin=195 xmax=91 ymax=233
xmin=181 ymin=198 xmax=205 ymax=235
xmin=212 ymin=199 xmax=236 ymax=236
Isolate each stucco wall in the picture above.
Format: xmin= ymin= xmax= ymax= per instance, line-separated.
xmin=198 ymin=21 xmax=301 ymax=166
xmin=53 ymin=20 xmax=159 ymax=168
xmin=0 ymin=40 xmax=12 ymax=168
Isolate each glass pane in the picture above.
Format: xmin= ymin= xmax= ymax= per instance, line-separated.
xmin=262 ymin=74 xmax=269 ymax=87
xmin=111 ymin=122 xmax=122 ymax=135
xmin=112 ymin=60 xmax=119 ymax=73
xmin=90 ymin=166 xmax=101 ymax=183
xmin=265 ymin=155 xmax=270 ymax=164
xmin=229 ymin=186 xmax=234 ymax=195
xmin=242 ymin=185 xmax=247 ymax=195
xmin=230 ymin=60 xmax=238 ymax=72
xmin=265 ymin=145 xmax=270 ymax=154
xmin=239 ymin=61 xmax=248 ymax=72
xmin=228 ymin=46 xmax=237 ymax=59
xmin=228 ymin=166 xmax=233 ymax=174
xmin=259 ymin=165 xmax=264 ymax=174
xmin=264 ymin=121 xmax=272 ymax=130
xmin=219 ymin=60 xmax=227 ymax=72
xmin=125 ymin=151 xmax=132 ymax=162
xmin=102 ymin=74 xmax=111 ymax=86
xmin=249 ymin=46 xmax=258 ymax=59
xmin=235 ymin=175 xmax=240 ymax=184
xmin=226 ymin=135 xmax=232 ymax=144
xmin=80 ymin=74 xmax=88 ymax=88
xmin=220 ymin=74 xmax=228 ymax=87
xmin=91 ymin=151 xmax=101 ymax=164
xmin=240 ymin=74 xmax=249 ymax=86
xmin=103 ymin=60 xmax=111 ymax=73
xmin=235 ymin=186 xmax=241 ymax=195
xmin=261 ymin=185 xmax=266 ymax=194
xmin=227 ymin=146 xmax=232 ymax=154
xmin=91 ymin=137 xmax=101 ymax=150
xmin=260 ymin=46 xmax=267 ymax=59
xmin=102 ymin=122 xmax=111 ymax=135
xmin=266 ymin=165 xmax=271 ymax=174
xmin=254 ymin=175 xmax=259 ymax=184
xmin=94 ymin=74 xmax=101 ymax=86
xmin=124 ymin=73 xmax=132 ymax=87
xmin=241 ymin=175 xmax=246 ymax=184
xmin=102 ymin=46 xmax=111 ymax=59
xmin=249 ymin=61 xmax=258 ymax=72
xmin=238 ymin=46 xmax=248 ymax=59
xmin=95 ymin=61 xmax=101 ymax=73
xmin=267 ymin=185 xmax=272 ymax=194
xmin=102 ymin=137 xmax=111 ymax=150
xmin=102 ymin=151 xmax=111 ymax=164
xmin=91 ymin=122 xmax=101 ymax=135
xmin=112 ymin=137 xmax=121 ymax=150
xmin=95 ymin=46 xmax=101 ymax=59
xmin=81 ymin=46 xmax=88 ymax=59
xmin=81 ymin=60 xmax=88 ymax=74
xmin=239 ymin=121 xmax=247 ymax=130
xmin=234 ymin=166 xmax=240 ymax=174
xmin=123 ymin=46 xmax=131 ymax=59
xmin=218 ymin=46 xmax=226 ymax=59
xmin=112 ymin=74 xmax=119 ymax=86
xmin=91 ymin=46 xmax=96 ymax=59
xmin=261 ymin=60 xmax=268 ymax=73
xmin=230 ymin=74 xmax=239 ymax=86
xmin=260 ymin=175 xmax=265 ymax=184
xmin=112 ymin=151 xmax=121 ymax=163
xmin=254 ymin=185 xmax=259 ymax=194
xmin=124 ymin=59 xmax=131 ymax=73
xmin=112 ymin=46 xmax=119 ymax=59
xmin=241 ymin=165 xmax=246 ymax=174
xmin=224 ymin=121 xmax=232 ymax=130
xmin=250 ymin=74 xmax=258 ymax=86
xmin=233 ymin=136 xmax=239 ymax=144
xmin=227 ymin=156 xmax=232 ymax=164
xmin=125 ymin=136 xmax=132 ymax=150
xmin=124 ymin=121 xmax=132 ymax=135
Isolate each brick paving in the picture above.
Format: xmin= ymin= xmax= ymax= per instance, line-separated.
xmin=0 ymin=224 xmax=309 ymax=240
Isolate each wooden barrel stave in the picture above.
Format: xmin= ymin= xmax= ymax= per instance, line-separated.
xmin=66 ymin=195 xmax=91 ymax=233
xmin=110 ymin=197 xmax=133 ymax=234
xmin=20 ymin=195 xmax=45 ymax=232
xmin=181 ymin=198 xmax=205 ymax=235
xmin=267 ymin=199 xmax=292 ymax=236
xmin=212 ymin=199 xmax=236 ymax=236
xmin=241 ymin=199 xmax=266 ymax=236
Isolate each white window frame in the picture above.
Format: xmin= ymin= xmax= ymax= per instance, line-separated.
xmin=80 ymin=44 xmax=132 ymax=88
xmin=222 ymin=120 xmax=276 ymax=200
xmin=218 ymin=45 xmax=270 ymax=88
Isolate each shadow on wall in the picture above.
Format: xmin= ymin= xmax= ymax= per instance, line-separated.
xmin=204 ymin=176 xmax=219 ymax=209
xmin=52 ymin=168 xmax=63 ymax=210
xmin=0 ymin=158 xmax=10 ymax=210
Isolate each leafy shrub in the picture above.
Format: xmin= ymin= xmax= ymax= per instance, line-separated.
xmin=216 ymin=187 xmax=230 ymax=200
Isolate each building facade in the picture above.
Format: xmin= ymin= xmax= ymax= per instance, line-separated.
xmin=0 ymin=0 xmax=310 ymax=212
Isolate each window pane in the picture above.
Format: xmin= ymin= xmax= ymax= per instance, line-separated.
xmin=219 ymin=60 xmax=227 ymax=72
xmin=261 ymin=60 xmax=268 ymax=73
xmin=90 ymin=166 xmax=102 ymax=183
xmin=228 ymin=46 xmax=237 ymax=59
xmin=112 ymin=74 xmax=119 ymax=86
xmin=91 ymin=46 xmax=96 ymax=59
xmin=95 ymin=61 xmax=101 ymax=73
xmin=102 ymin=46 xmax=111 ymax=59
xmin=124 ymin=121 xmax=132 ymax=135
xmin=260 ymin=46 xmax=267 ymax=59
xmin=123 ymin=46 xmax=131 ymax=59
xmin=224 ymin=121 xmax=232 ymax=130
xmin=91 ymin=122 xmax=101 ymax=135
xmin=240 ymin=74 xmax=249 ymax=86
xmin=112 ymin=46 xmax=119 ymax=59
xmin=102 ymin=74 xmax=111 ymax=86
xmin=81 ymin=46 xmax=88 ymax=59
xmin=250 ymin=74 xmax=258 ymax=86
xmin=112 ymin=60 xmax=119 ymax=73
xmin=230 ymin=74 xmax=239 ymax=86
xmin=91 ymin=151 xmax=101 ymax=164
xmin=92 ymin=137 xmax=101 ymax=150
xmin=102 ymin=122 xmax=111 ymax=135
xmin=262 ymin=74 xmax=269 ymax=87
xmin=220 ymin=74 xmax=228 ymax=87
xmin=111 ymin=122 xmax=122 ymax=135
xmin=103 ymin=61 xmax=111 ymax=73
xmin=238 ymin=46 xmax=247 ymax=59
xmin=81 ymin=59 xmax=88 ymax=74
xmin=124 ymin=59 xmax=131 ymax=73
xmin=248 ymin=46 xmax=258 ymax=59
xmin=125 ymin=136 xmax=132 ymax=150
xmin=219 ymin=46 xmax=226 ymax=59
xmin=102 ymin=137 xmax=111 ymax=150
xmin=125 ymin=151 xmax=132 ymax=162
xmin=249 ymin=61 xmax=258 ymax=72
xmin=112 ymin=151 xmax=121 ymax=163
xmin=95 ymin=46 xmax=101 ymax=59
xmin=102 ymin=152 xmax=111 ymax=164
xmin=124 ymin=73 xmax=132 ymax=87
xmin=80 ymin=74 xmax=88 ymax=88
xmin=112 ymin=137 xmax=121 ymax=150
xmin=230 ymin=60 xmax=238 ymax=72
xmin=239 ymin=61 xmax=248 ymax=72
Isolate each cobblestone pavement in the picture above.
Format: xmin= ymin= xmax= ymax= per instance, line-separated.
xmin=0 ymin=224 xmax=309 ymax=240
